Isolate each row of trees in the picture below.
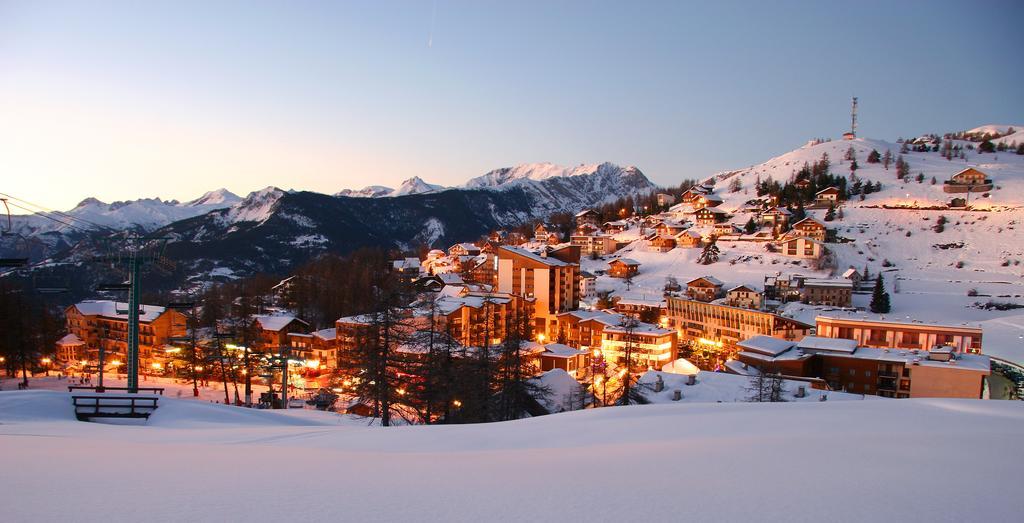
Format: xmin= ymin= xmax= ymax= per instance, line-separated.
xmin=0 ymin=282 xmax=63 ymax=385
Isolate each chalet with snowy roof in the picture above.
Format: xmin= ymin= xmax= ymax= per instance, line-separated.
xmin=760 ymin=207 xmax=791 ymax=229
xmin=801 ymin=278 xmax=852 ymax=307
xmin=674 ymin=229 xmax=703 ymax=248
xmin=574 ymin=209 xmax=600 ymax=228
xmin=533 ymin=223 xmax=560 ymax=244
xmin=448 ymin=243 xmax=481 ymax=257
xmin=794 ymin=178 xmax=811 ymax=189
xmin=725 ymin=285 xmax=762 ymax=310
xmin=694 ymin=193 xmax=724 ymax=209
xmin=680 ymin=185 xmax=711 ymax=204
xmin=60 ymin=300 xmax=187 ymax=369
xmin=710 ymin=223 xmax=740 ymax=237
xmin=814 ymin=186 xmax=841 ymax=207
xmin=648 ymin=235 xmax=676 ymax=252
xmin=778 ymin=236 xmax=823 ymax=260
xmin=608 ymin=258 xmax=640 ymax=279
xmin=539 ymin=343 xmax=590 ymax=378
xmin=694 ymin=207 xmax=728 ymax=226
xmin=943 ymin=167 xmax=993 ymax=193
xmin=654 ymin=220 xmax=688 ymax=236
xmin=602 ymin=220 xmax=629 ymax=233
xmin=253 ymin=315 xmax=310 ymax=349
xmin=788 ymin=217 xmax=828 ymax=242
xmin=686 ymin=276 xmax=724 ymax=302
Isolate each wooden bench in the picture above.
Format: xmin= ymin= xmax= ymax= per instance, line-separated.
xmin=68 ymin=386 xmax=165 ymax=395
xmin=72 ymin=395 xmax=160 ymax=422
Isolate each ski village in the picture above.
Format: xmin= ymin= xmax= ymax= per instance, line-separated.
xmin=2 ymin=3 xmax=1024 ymax=516
xmin=4 ymin=119 xmax=1024 ymax=521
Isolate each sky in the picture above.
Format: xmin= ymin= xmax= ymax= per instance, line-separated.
xmin=1 ymin=0 xmax=1022 ymax=210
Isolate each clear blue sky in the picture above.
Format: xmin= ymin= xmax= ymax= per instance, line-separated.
xmin=1 ymin=0 xmax=1021 ymax=209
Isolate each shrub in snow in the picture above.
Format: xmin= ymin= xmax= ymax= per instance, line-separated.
xmin=967 ymin=288 xmax=979 ymax=297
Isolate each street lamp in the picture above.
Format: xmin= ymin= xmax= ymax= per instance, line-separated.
xmin=41 ymin=357 xmax=51 ymax=376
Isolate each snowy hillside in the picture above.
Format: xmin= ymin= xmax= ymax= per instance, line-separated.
xmin=584 ymin=127 xmax=1024 ymax=365
xmin=2 ymin=390 xmax=1022 ymax=522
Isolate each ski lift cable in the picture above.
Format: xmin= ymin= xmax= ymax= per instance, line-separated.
xmin=0 ymin=191 xmax=116 ymax=232
xmin=2 ymin=200 xmax=92 ymax=234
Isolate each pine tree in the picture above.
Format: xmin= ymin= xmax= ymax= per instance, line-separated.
xmin=698 ymin=241 xmax=720 ymax=265
xmin=744 ymin=217 xmax=758 ymax=234
xmin=870 ymin=274 xmax=891 ymax=313
xmin=824 ymin=204 xmax=836 ymax=222
xmin=882 ymin=150 xmax=893 ymax=169
xmin=867 ymin=149 xmax=881 ymax=163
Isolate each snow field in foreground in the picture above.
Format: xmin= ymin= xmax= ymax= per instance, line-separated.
xmin=1 ymin=390 xmax=1022 ymax=522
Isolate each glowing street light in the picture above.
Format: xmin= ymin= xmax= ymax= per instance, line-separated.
xmin=537 ymin=333 xmax=546 ymax=344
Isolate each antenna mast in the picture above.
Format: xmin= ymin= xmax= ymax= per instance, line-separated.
xmin=850 ymin=96 xmax=858 ymax=137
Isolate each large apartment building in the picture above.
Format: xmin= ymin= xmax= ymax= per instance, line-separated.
xmin=554 ymin=310 xmax=677 ymax=370
xmin=496 ymin=245 xmax=580 ymax=336
xmin=665 ymin=296 xmax=812 ymax=367
xmin=61 ymin=300 xmax=187 ymax=371
xmin=815 ymin=316 xmax=982 ymax=354
xmin=735 ymin=335 xmax=989 ymax=399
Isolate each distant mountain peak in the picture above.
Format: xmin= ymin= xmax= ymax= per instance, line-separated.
xmin=463 ymin=161 xmax=643 ymax=190
xmin=188 ymin=188 xmax=241 ymax=207
xmin=393 ymin=176 xmax=445 ymax=196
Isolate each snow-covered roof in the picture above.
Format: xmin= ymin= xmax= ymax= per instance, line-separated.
xmin=616 ymin=296 xmax=665 ymax=308
xmin=841 ymin=268 xmax=859 ymax=279
xmin=499 ymin=246 xmax=570 ymax=267
xmin=661 ymin=358 xmax=699 ymax=376
xmin=839 ymin=348 xmax=990 ymax=373
xmin=736 ymin=335 xmax=796 ymax=356
xmin=796 ymin=336 xmax=858 ymax=354
xmin=57 ymin=333 xmax=84 ymax=346
xmin=336 ymin=314 xmax=374 ymax=326
xmin=575 ymin=209 xmax=598 ymax=218
xmin=73 ymin=300 xmax=168 ymax=323
xmin=254 ymin=315 xmax=307 ymax=332
xmin=603 ymin=322 xmax=672 ymax=336
xmin=687 ymin=276 xmax=724 ymax=287
xmin=313 ymin=328 xmax=337 ymax=341
xmin=542 ymin=343 xmax=587 ymax=358
xmin=727 ymin=284 xmax=759 ymax=294
xmin=802 ymin=278 xmax=852 ymax=288
xmin=392 ymin=257 xmax=421 ymax=270
xmin=612 ymin=258 xmax=640 ymax=266
xmin=815 ymin=186 xmax=839 ymax=195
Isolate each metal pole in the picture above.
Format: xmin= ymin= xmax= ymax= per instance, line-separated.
xmin=191 ymin=303 xmax=199 ymax=397
xmin=281 ymin=348 xmax=289 ymax=409
xmin=127 ymin=250 xmax=141 ymax=393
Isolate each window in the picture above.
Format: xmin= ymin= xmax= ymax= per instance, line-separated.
xmin=865 ymin=370 xmax=872 ymax=378
xmin=849 ymin=369 xmax=856 ymax=376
